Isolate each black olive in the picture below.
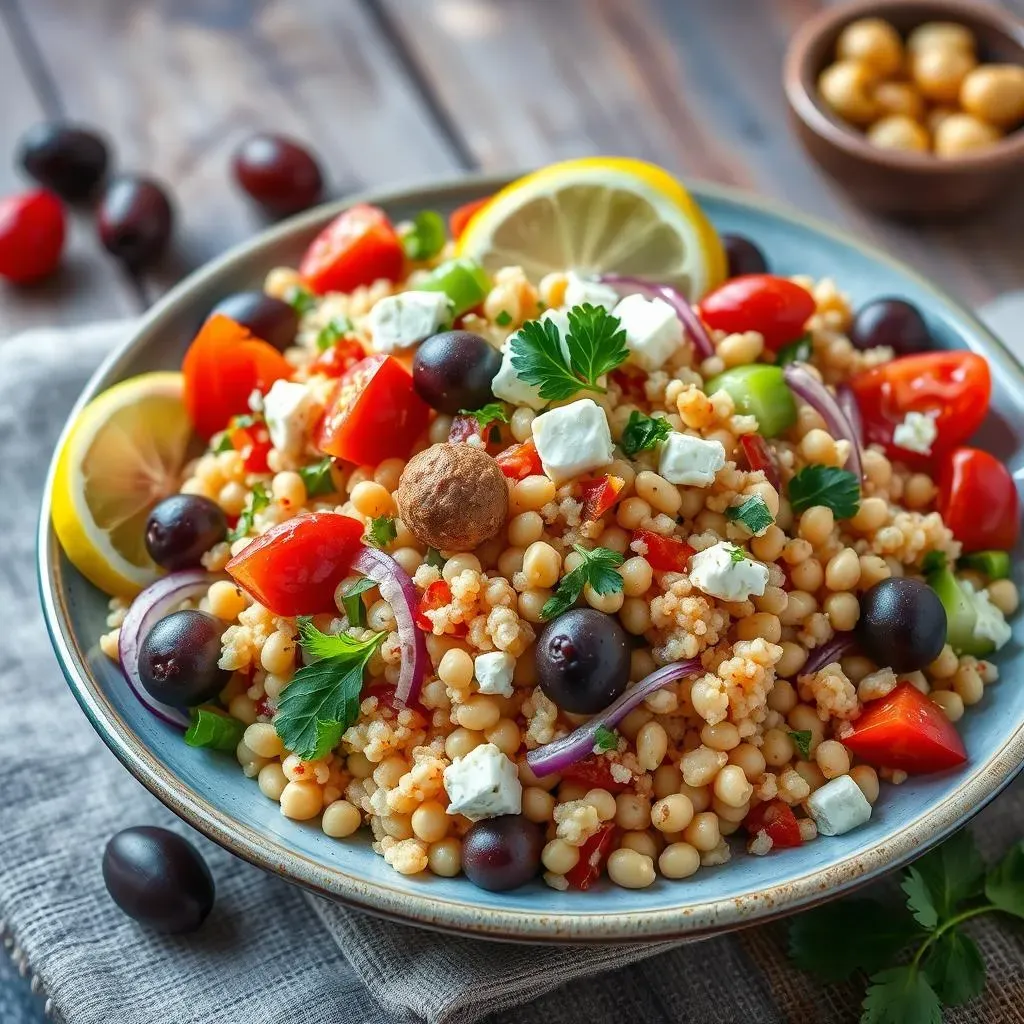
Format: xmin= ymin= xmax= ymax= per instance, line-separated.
xmin=145 ymin=495 xmax=228 ymax=571
xmin=138 ymin=610 xmax=229 ymax=707
xmin=856 ymin=577 xmax=947 ymax=673
xmin=850 ymin=298 xmax=932 ymax=355
xmin=461 ymin=815 xmax=544 ymax=891
xmin=412 ymin=331 xmax=503 ymax=414
xmin=17 ymin=121 xmax=110 ymax=200
xmin=97 ymin=175 xmax=174 ymax=270
xmin=207 ymin=291 xmax=299 ymax=351
xmin=722 ymin=233 xmax=768 ymax=278
xmin=231 ymin=133 xmax=323 ymax=216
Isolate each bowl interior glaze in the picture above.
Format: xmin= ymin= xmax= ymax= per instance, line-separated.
xmin=39 ymin=176 xmax=1024 ymax=942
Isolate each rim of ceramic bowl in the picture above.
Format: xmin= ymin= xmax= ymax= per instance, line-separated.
xmin=37 ymin=172 xmax=1024 ymax=942
xmin=784 ymin=0 xmax=1024 ymax=173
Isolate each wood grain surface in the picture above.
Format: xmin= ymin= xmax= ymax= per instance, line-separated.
xmin=1 ymin=0 xmax=1022 ymax=334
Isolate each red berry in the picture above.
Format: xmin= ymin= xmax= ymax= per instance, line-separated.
xmin=0 ymin=189 xmax=65 ymax=284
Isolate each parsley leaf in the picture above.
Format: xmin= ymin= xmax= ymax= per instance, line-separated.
xmin=315 ymin=316 xmax=354 ymax=351
xmin=298 ymin=457 xmax=336 ymax=497
xmin=593 ymin=725 xmax=618 ymax=753
xmin=274 ymin=621 xmax=385 ymax=760
xmin=788 ymin=465 xmax=861 ymax=518
xmin=340 ymin=577 xmax=376 ymax=628
xmin=366 ymin=515 xmax=397 ymax=549
xmin=729 ymin=545 xmax=749 ymax=564
xmin=284 ymin=284 xmax=317 ymax=315
xmin=510 ymin=303 xmax=628 ymax=401
xmin=984 ymin=840 xmax=1024 ymax=919
xmin=400 ymin=209 xmax=446 ymax=261
xmin=924 ymin=932 xmax=985 ymax=1006
xmin=495 ymin=310 xmax=513 ymax=326
xmin=184 ymin=708 xmax=246 ymax=751
xmin=775 ymin=334 xmax=812 ymax=366
xmin=788 ymin=730 xmax=813 ymax=760
xmin=425 ymin=547 xmax=445 ymax=569
xmin=862 ymin=966 xmax=942 ymax=1024
xmin=621 ymin=410 xmax=673 ymax=457
xmin=459 ymin=402 xmax=509 ymax=430
xmin=212 ymin=432 xmax=234 ymax=454
xmin=915 ymin=828 xmax=986 ymax=920
xmin=902 ymin=867 xmax=940 ymax=930
xmin=541 ymin=544 xmax=624 ymax=620
xmin=726 ymin=495 xmax=774 ymax=535
xmin=228 ymin=483 xmax=270 ymax=542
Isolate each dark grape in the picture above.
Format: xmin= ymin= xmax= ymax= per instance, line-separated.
xmin=722 ymin=233 xmax=768 ymax=278
xmin=462 ymin=816 xmax=544 ymax=892
xmin=856 ymin=578 xmax=947 ymax=673
xmin=231 ymin=133 xmax=323 ymax=216
xmin=207 ymin=291 xmax=299 ymax=351
xmin=17 ymin=122 xmax=109 ymax=200
xmin=412 ymin=331 xmax=503 ymax=414
xmin=138 ymin=610 xmax=229 ymax=707
xmin=850 ymin=298 xmax=932 ymax=354
xmin=145 ymin=495 xmax=228 ymax=571
xmin=97 ymin=175 xmax=174 ymax=269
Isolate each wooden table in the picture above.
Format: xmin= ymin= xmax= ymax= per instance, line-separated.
xmin=2 ymin=0 xmax=1023 ymax=334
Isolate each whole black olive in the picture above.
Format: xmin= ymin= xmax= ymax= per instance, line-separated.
xmin=207 ymin=291 xmax=299 ymax=351
xmin=145 ymin=494 xmax=228 ymax=571
xmin=412 ymin=330 xmax=503 ymax=414
xmin=856 ymin=577 xmax=947 ymax=673
xmin=231 ymin=133 xmax=323 ymax=216
xmin=138 ymin=610 xmax=229 ymax=707
xmin=722 ymin=233 xmax=768 ymax=278
xmin=97 ymin=175 xmax=174 ymax=270
xmin=17 ymin=121 xmax=110 ymax=200
xmin=462 ymin=815 xmax=544 ymax=891
xmin=850 ymin=298 xmax=932 ymax=355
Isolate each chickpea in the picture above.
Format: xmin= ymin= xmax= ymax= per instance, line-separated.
xmin=836 ymin=18 xmax=904 ymax=78
xmin=911 ymin=47 xmax=976 ymax=104
xmin=818 ymin=60 xmax=879 ymax=125
xmin=960 ymin=65 xmax=1024 ymax=128
xmin=934 ymin=113 xmax=1001 ymax=157
xmin=907 ymin=22 xmax=976 ymax=58
xmin=872 ymin=80 xmax=925 ymax=121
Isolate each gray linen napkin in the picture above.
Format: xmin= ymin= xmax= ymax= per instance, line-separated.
xmin=2 ymin=309 xmax=1024 ymax=1024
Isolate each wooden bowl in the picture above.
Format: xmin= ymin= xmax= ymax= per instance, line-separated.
xmin=784 ymin=0 xmax=1024 ymax=217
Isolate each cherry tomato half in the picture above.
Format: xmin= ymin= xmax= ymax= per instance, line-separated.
xmin=449 ymin=197 xmax=490 ymax=241
xmin=848 ymin=351 xmax=991 ymax=468
xmin=299 ymin=203 xmax=405 ymax=295
xmin=744 ymin=799 xmax=802 ymax=850
xmin=495 ymin=439 xmax=543 ymax=480
xmin=632 ymin=529 xmax=694 ymax=573
xmin=558 ymin=755 xmax=629 ymax=794
xmin=580 ymin=475 xmax=625 ymax=522
xmin=183 ymin=314 xmax=292 ymax=440
xmin=226 ymin=511 xmax=364 ymax=616
xmin=937 ymin=446 xmax=1020 ymax=554
xmin=842 ymin=681 xmax=967 ymax=774
xmin=565 ymin=823 xmax=618 ymax=891
xmin=699 ymin=274 xmax=815 ymax=351
xmin=316 ymin=354 xmax=430 ymax=465
xmin=0 ymin=189 xmax=65 ymax=284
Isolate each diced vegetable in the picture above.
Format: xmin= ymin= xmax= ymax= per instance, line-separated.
xmin=559 ymin=755 xmax=629 ymax=794
xmin=959 ymin=550 xmax=1011 ymax=580
xmin=495 ymin=438 xmax=543 ymax=480
xmin=449 ymin=197 xmax=490 ymax=240
xmin=744 ymin=799 xmax=803 ymax=850
xmin=299 ymin=204 xmax=405 ymax=295
xmin=927 ymin=563 xmax=987 ymax=656
xmin=310 ymin=338 xmax=366 ymax=378
xmin=418 ymin=258 xmax=491 ymax=318
xmin=739 ymin=434 xmax=781 ymax=491
xmin=565 ymin=823 xmax=618 ymax=890
xmin=698 ymin=274 xmax=816 ymax=350
xmin=579 ymin=475 xmax=625 ymax=521
xmin=937 ymin=446 xmax=1019 ymax=554
xmin=228 ymin=420 xmax=272 ymax=473
xmin=400 ymin=209 xmax=446 ymax=261
xmin=632 ymin=529 xmax=695 ymax=573
xmin=705 ymin=364 xmax=797 ymax=438
xmin=415 ymin=580 xmax=466 ymax=637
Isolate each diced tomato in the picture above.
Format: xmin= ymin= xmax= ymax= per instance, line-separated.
xmin=632 ymin=529 xmax=694 ymax=573
xmin=744 ymin=800 xmax=803 ymax=850
xmin=699 ymin=274 xmax=816 ymax=351
xmin=610 ymin=366 xmax=648 ymax=404
xmin=843 ymin=681 xmax=967 ymax=774
xmin=740 ymin=434 xmax=781 ymax=492
xmin=937 ymin=446 xmax=1019 ymax=554
xmin=311 ymin=338 xmax=367 ymax=378
xmin=559 ymin=755 xmax=629 ymax=794
xmin=415 ymin=580 xmax=466 ymax=636
xmin=495 ymin=438 xmax=543 ymax=480
xmin=299 ymin=204 xmax=405 ymax=295
xmin=848 ymin=351 xmax=991 ymax=469
xmin=449 ymin=197 xmax=489 ymax=240
xmin=183 ymin=315 xmax=292 ymax=440
xmin=225 ymin=512 xmax=365 ymax=616
xmin=365 ymin=682 xmax=427 ymax=717
xmin=565 ymin=824 xmax=618 ymax=891
xmin=580 ymin=475 xmax=625 ymax=522
xmin=229 ymin=421 xmax=273 ymax=473
xmin=316 ymin=354 xmax=430 ymax=465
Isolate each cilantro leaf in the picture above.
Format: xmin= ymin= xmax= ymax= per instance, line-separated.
xmin=902 ymin=867 xmax=940 ymax=930
xmin=495 ymin=310 xmax=513 ymax=326
xmin=788 ymin=899 xmax=923 ymax=982
xmin=184 ymin=708 xmax=246 ymax=751
xmin=915 ymin=828 xmax=986 ymax=921
xmin=228 ymin=483 xmax=270 ymax=542
xmin=541 ymin=545 xmax=624 ymax=620
xmin=511 ymin=316 xmax=581 ymax=400
xmin=315 ymin=316 xmax=354 ymax=351
xmin=621 ymin=410 xmax=673 ymax=457
xmin=593 ymin=725 xmax=618 ymax=753
xmin=459 ymin=402 xmax=509 ymax=430
xmin=400 ymin=209 xmax=446 ymax=261
xmin=284 ymin=284 xmax=317 ymax=315
xmin=776 ymin=334 xmax=812 ymax=366
xmin=984 ymin=840 xmax=1024 ymax=920
xmin=862 ymin=967 xmax=942 ymax=1024
xmin=564 ymin=303 xmax=630 ymax=388
xmin=924 ymin=931 xmax=986 ymax=1006
xmin=425 ymin=547 xmax=445 ymax=569
xmin=788 ymin=465 xmax=861 ymax=518
xmin=298 ymin=456 xmax=337 ymax=497
xmin=788 ymin=730 xmax=813 ymax=760
xmin=726 ymin=495 xmax=774 ymax=535
xmin=274 ymin=621 xmax=385 ymax=760
xmin=340 ymin=577 xmax=376 ymax=628
xmin=366 ymin=515 xmax=397 ymax=549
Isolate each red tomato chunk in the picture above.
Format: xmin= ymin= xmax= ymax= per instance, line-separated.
xmin=495 ymin=439 xmax=543 ymax=480
xmin=699 ymin=274 xmax=815 ymax=351
xmin=580 ymin=475 xmax=625 ymax=522
xmin=632 ymin=529 xmax=694 ymax=573
xmin=937 ymin=446 xmax=1019 ymax=554
xmin=300 ymin=204 xmax=405 ymax=294
xmin=565 ymin=823 xmax=618 ymax=890
xmin=744 ymin=799 xmax=802 ymax=850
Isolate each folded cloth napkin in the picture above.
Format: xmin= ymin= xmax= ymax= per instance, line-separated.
xmin=2 ymin=308 xmax=1024 ymax=1024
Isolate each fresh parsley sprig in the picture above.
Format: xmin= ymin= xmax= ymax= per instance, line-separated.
xmin=400 ymin=209 xmax=446 ymax=261
xmin=366 ymin=515 xmax=397 ymax=549
xmin=315 ymin=316 xmax=354 ymax=351
xmin=726 ymin=494 xmax=774 ymax=536
xmin=184 ymin=708 xmax=245 ymax=751
xmin=284 ymin=284 xmax=317 ymax=315
xmin=776 ymin=334 xmax=812 ymax=366
xmin=228 ymin=483 xmax=270 ymax=542
xmin=459 ymin=402 xmax=509 ymax=430
xmin=789 ymin=829 xmax=1024 ymax=1023
xmin=274 ymin=620 xmax=386 ymax=760
xmin=510 ymin=303 xmax=629 ymax=401
xmin=621 ymin=410 xmax=673 ymax=457
xmin=593 ymin=725 xmax=619 ymax=753
xmin=788 ymin=465 xmax=861 ymax=519
xmin=788 ymin=729 xmax=813 ymax=760
xmin=340 ymin=577 xmax=376 ymax=627
xmin=541 ymin=544 xmax=624 ymax=620
xmin=298 ymin=456 xmax=337 ymax=497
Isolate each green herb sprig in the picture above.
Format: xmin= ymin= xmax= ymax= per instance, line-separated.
xmin=459 ymin=402 xmax=509 ymax=430
xmin=776 ymin=334 xmax=812 ymax=366
xmin=726 ymin=494 xmax=775 ymax=536
xmin=541 ymin=544 xmax=624 ymax=620
xmin=184 ymin=708 xmax=245 ymax=751
xmin=621 ymin=410 xmax=673 ymax=457
xmin=315 ymin=316 xmax=354 ymax=351
xmin=340 ymin=577 xmax=376 ymax=628
xmin=788 ymin=465 xmax=861 ymax=519
xmin=366 ymin=515 xmax=397 ymax=549
xmin=228 ymin=482 xmax=270 ymax=542
xmin=788 ymin=730 xmax=813 ymax=760
xmin=298 ymin=456 xmax=337 ymax=497
xmin=400 ymin=209 xmax=447 ymax=261
xmin=593 ymin=725 xmax=619 ymax=753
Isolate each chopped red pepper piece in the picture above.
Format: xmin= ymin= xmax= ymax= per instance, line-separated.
xmin=565 ymin=824 xmax=618 ymax=890
xmin=580 ymin=475 xmax=625 ymax=522
xmin=744 ymin=799 xmax=803 ymax=850
xmin=559 ymin=755 xmax=630 ymax=794
xmin=495 ymin=438 xmax=543 ymax=480
xmin=229 ymin=421 xmax=273 ymax=473
xmin=739 ymin=434 xmax=781 ymax=492
xmin=449 ymin=197 xmax=490 ymax=240
xmin=311 ymin=338 xmax=366 ymax=378
xmin=415 ymin=580 xmax=466 ymax=636
xmin=631 ymin=529 xmax=694 ymax=573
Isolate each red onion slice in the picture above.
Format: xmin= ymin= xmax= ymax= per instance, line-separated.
xmin=352 ymin=547 xmax=427 ymax=707
xmin=783 ymin=362 xmax=864 ymax=481
xmin=527 ymin=657 xmax=703 ymax=777
xmin=118 ymin=570 xmax=212 ymax=729
xmin=836 ymin=384 xmax=864 ymax=447
xmin=599 ymin=274 xmax=715 ymax=360
xmin=800 ymin=632 xmax=856 ymax=677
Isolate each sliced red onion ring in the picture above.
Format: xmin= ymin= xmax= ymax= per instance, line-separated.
xmin=783 ymin=362 xmax=864 ymax=481
xmin=118 ymin=570 xmax=212 ymax=729
xmin=836 ymin=384 xmax=863 ymax=447
xmin=352 ymin=547 xmax=426 ymax=708
xmin=527 ymin=657 xmax=703 ymax=777
xmin=800 ymin=632 xmax=857 ymax=677
xmin=599 ymin=274 xmax=715 ymax=361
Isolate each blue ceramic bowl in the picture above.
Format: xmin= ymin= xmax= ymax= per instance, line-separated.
xmin=38 ymin=176 xmax=1024 ymax=942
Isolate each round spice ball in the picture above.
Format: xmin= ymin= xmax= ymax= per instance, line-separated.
xmin=959 ymin=65 xmax=1024 ymax=128
xmin=866 ymin=114 xmax=930 ymax=153
xmin=836 ymin=18 xmax=904 ymax=78
xmin=397 ymin=443 xmax=509 ymax=552
xmin=934 ymin=112 xmax=1002 ymax=157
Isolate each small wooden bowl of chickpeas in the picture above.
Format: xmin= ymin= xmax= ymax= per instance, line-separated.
xmin=784 ymin=0 xmax=1024 ymax=216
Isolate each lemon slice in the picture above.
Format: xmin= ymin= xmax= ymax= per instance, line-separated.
xmin=457 ymin=157 xmax=726 ymax=300
xmin=52 ymin=372 xmax=192 ymax=597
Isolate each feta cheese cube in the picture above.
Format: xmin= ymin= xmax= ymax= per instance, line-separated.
xmin=659 ymin=433 xmax=727 ymax=487
xmin=474 ymin=651 xmax=515 ymax=697
xmin=611 ymin=293 xmax=684 ymax=372
xmin=443 ymin=743 xmax=522 ymax=821
xmin=531 ymin=398 xmax=614 ymax=484
xmin=806 ymin=775 xmax=873 ymax=837
xmin=368 ymin=290 xmax=451 ymax=353
xmin=491 ymin=310 xmax=572 ymax=411
xmin=688 ymin=541 xmax=769 ymax=602
xmin=960 ymin=580 xmax=1013 ymax=650
xmin=262 ymin=380 xmax=323 ymax=459
xmin=892 ymin=410 xmax=939 ymax=456
xmin=564 ymin=273 xmax=620 ymax=311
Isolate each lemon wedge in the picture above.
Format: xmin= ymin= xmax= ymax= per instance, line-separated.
xmin=457 ymin=157 xmax=726 ymax=300
xmin=51 ymin=371 xmax=193 ymax=597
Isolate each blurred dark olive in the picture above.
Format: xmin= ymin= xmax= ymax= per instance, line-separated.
xmin=145 ymin=494 xmax=228 ymax=570
xmin=850 ymin=298 xmax=932 ymax=355
xmin=412 ymin=330 xmax=502 ymax=414
xmin=17 ymin=121 xmax=109 ymax=201
xmin=722 ymin=233 xmax=768 ymax=278
xmin=138 ymin=610 xmax=229 ymax=707
xmin=103 ymin=826 xmax=214 ymax=933
xmin=462 ymin=815 xmax=544 ymax=891
xmin=207 ymin=291 xmax=299 ymax=350
xmin=231 ymin=133 xmax=323 ymax=216
xmin=857 ymin=577 xmax=947 ymax=673
xmin=97 ymin=175 xmax=174 ymax=269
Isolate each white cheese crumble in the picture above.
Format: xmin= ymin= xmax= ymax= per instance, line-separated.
xmin=531 ymin=398 xmax=614 ymax=484
xmin=474 ymin=651 xmax=515 ymax=697
xmin=688 ymin=542 xmax=769 ymax=602
xmin=806 ymin=775 xmax=872 ymax=837
xmin=368 ymin=291 xmax=451 ymax=353
xmin=659 ymin=433 xmax=727 ymax=487
xmin=892 ymin=410 xmax=939 ymax=456
xmin=960 ymin=580 xmax=1013 ymax=650
xmin=262 ymin=380 xmax=323 ymax=459
xmin=442 ymin=743 xmax=522 ymax=821
xmin=564 ymin=272 xmax=620 ymax=311
xmin=491 ymin=309 xmax=571 ymax=411
xmin=611 ymin=293 xmax=683 ymax=372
